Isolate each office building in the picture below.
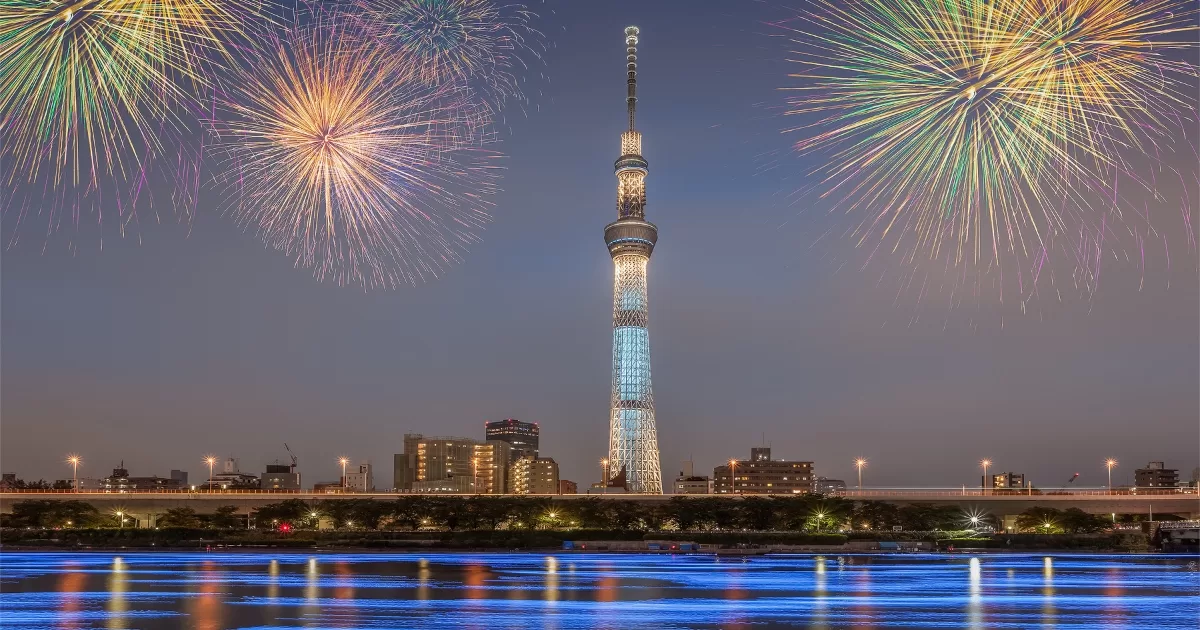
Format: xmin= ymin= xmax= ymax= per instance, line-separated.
xmin=484 ymin=419 xmax=539 ymax=460
xmin=410 ymin=436 xmax=477 ymax=494
xmin=713 ymin=448 xmax=813 ymax=495
xmin=992 ymin=472 xmax=1025 ymax=489
xmin=510 ymin=457 xmax=560 ymax=495
xmin=559 ymin=479 xmax=578 ymax=494
xmin=1135 ymin=462 xmax=1179 ymax=488
xmin=603 ymin=26 xmax=662 ymax=494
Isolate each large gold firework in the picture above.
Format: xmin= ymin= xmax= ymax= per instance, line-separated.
xmin=780 ymin=0 xmax=1197 ymax=292
xmin=208 ymin=22 xmax=501 ymax=288
xmin=0 ymin=0 xmax=237 ymax=240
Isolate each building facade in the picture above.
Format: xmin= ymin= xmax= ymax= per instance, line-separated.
xmin=473 ymin=441 xmax=513 ymax=494
xmin=992 ymin=472 xmax=1025 ymax=489
xmin=206 ymin=458 xmax=260 ymax=490
xmin=814 ymin=477 xmax=847 ymax=495
xmin=713 ymin=448 xmax=813 ymax=495
xmin=510 ymin=457 xmax=560 ymax=495
xmin=261 ymin=464 xmax=302 ymax=490
xmin=345 ymin=461 xmax=374 ymax=492
xmin=604 ymin=26 xmax=662 ymax=494
xmin=559 ymin=479 xmax=578 ymax=494
xmin=102 ymin=463 xmax=184 ymax=492
xmin=484 ymin=419 xmax=539 ymax=460
xmin=674 ymin=461 xmax=711 ymax=494
xmin=1135 ymin=462 xmax=1179 ymax=488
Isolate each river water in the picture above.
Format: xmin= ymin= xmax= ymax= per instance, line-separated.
xmin=1 ymin=552 xmax=1196 ymax=628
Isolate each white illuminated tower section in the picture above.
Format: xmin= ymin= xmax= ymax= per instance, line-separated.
xmin=604 ymin=26 xmax=661 ymax=494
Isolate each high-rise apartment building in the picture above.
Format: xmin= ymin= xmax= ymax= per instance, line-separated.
xmin=510 ymin=457 xmax=560 ymax=495
xmin=484 ymin=419 xmax=539 ymax=460
xmin=473 ymin=440 xmax=513 ymax=494
xmin=713 ymin=448 xmax=813 ymax=495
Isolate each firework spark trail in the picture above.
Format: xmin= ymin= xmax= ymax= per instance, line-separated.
xmin=206 ymin=19 xmax=501 ymax=289
xmin=778 ymin=0 xmax=1198 ymax=301
xmin=352 ymin=0 xmax=546 ymax=114
xmin=0 ymin=0 xmax=241 ymax=246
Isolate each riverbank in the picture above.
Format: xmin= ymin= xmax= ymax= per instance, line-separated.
xmin=0 ymin=528 xmax=1159 ymax=552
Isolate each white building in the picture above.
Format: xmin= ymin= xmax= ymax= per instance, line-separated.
xmin=345 ymin=461 xmax=374 ymax=492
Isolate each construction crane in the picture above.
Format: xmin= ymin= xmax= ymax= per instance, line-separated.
xmin=284 ymin=443 xmax=298 ymax=474
xmin=1061 ymin=473 xmax=1080 ymax=489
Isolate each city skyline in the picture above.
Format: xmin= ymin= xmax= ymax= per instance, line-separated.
xmin=2 ymin=1 xmax=1197 ymax=490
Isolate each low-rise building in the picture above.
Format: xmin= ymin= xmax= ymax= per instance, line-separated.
xmin=713 ymin=448 xmax=813 ymax=495
xmin=992 ymin=472 xmax=1025 ymax=489
xmin=814 ymin=477 xmax=846 ymax=495
xmin=102 ymin=463 xmax=184 ymax=492
xmin=345 ymin=461 xmax=374 ymax=492
xmin=674 ymin=461 xmax=711 ymax=494
xmin=558 ymin=479 xmax=578 ymax=495
xmin=205 ymin=458 xmax=260 ymax=490
xmin=261 ymin=464 xmax=302 ymax=490
xmin=1135 ymin=462 xmax=1179 ymax=488
xmin=510 ymin=457 xmax=560 ymax=494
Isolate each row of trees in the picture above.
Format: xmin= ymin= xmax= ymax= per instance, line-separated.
xmin=2 ymin=498 xmax=1143 ymax=534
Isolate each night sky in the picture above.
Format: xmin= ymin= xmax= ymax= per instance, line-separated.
xmin=3 ymin=1 xmax=1197 ymax=490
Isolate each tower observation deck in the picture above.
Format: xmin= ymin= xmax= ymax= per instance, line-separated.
xmin=604 ymin=26 xmax=662 ymax=494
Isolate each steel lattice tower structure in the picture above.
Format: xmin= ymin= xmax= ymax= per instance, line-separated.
xmin=603 ymin=26 xmax=662 ymax=494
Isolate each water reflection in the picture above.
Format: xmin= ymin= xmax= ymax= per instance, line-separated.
xmin=1 ymin=553 xmax=1197 ymax=630
xmin=105 ymin=557 xmax=125 ymax=630
xmin=1041 ymin=556 xmax=1057 ymax=628
xmin=967 ymin=557 xmax=983 ymax=629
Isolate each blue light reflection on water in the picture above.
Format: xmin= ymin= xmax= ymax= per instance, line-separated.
xmin=0 ymin=552 xmax=1196 ymax=629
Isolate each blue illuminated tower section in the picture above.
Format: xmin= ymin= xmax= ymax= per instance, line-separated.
xmin=604 ymin=26 xmax=662 ymax=494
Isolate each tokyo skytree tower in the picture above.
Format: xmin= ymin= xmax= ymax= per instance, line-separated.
xmin=603 ymin=26 xmax=662 ymax=494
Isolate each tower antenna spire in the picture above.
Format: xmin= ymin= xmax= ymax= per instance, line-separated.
xmin=625 ymin=26 xmax=639 ymax=131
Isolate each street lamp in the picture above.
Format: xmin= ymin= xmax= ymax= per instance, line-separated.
xmin=339 ymin=457 xmax=350 ymax=492
xmin=854 ymin=458 xmax=867 ymax=490
xmin=600 ymin=459 xmax=609 ymax=487
xmin=729 ymin=459 xmax=738 ymax=494
xmin=814 ymin=511 xmax=826 ymax=533
xmin=66 ymin=455 xmax=81 ymax=493
xmin=1105 ymin=459 xmax=1118 ymax=492
xmin=116 ymin=510 xmax=124 ymax=529
xmin=980 ymin=459 xmax=992 ymax=494
xmin=204 ymin=456 xmax=217 ymax=492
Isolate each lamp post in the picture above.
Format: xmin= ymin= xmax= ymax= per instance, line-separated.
xmin=980 ymin=459 xmax=992 ymax=495
xmin=339 ymin=458 xmax=350 ymax=492
xmin=729 ymin=459 xmax=738 ymax=494
xmin=116 ymin=511 xmax=124 ymax=529
xmin=854 ymin=458 xmax=867 ymax=491
xmin=67 ymin=455 xmax=81 ymax=493
xmin=600 ymin=459 xmax=609 ymax=487
xmin=204 ymin=456 xmax=217 ymax=492
xmin=814 ymin=511 xmax=826 ymax=533
xmin=1105 ymin=459 xmax=1117 ymax=492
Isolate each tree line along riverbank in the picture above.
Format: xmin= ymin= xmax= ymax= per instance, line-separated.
xmin=1 ymin=496 xmax=1171 ymax=551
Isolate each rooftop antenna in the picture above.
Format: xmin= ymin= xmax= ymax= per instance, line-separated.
xmin=625 ymin=26 xmax=639 ymax=131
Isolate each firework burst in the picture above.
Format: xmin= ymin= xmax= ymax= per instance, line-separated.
xmin=353 ymin=0 xmax=546 ymax=111
xmin=207 ymin=20 xmax=501 ymax=288
xmin=778 ymin=0 xmax=1197 ymax=297
xmin=0 ymin=0 xmax=238 ymax=244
